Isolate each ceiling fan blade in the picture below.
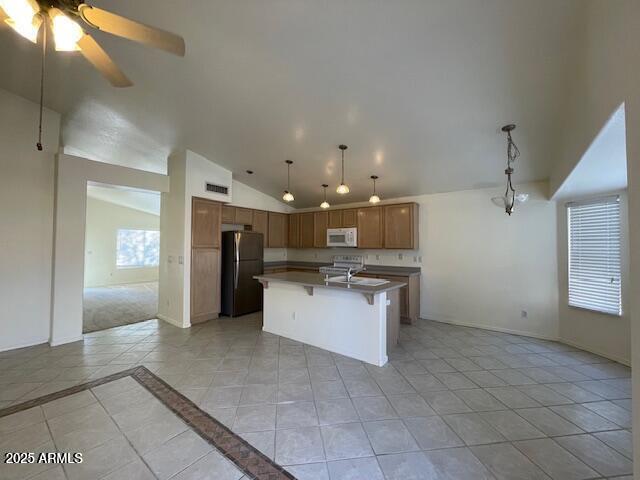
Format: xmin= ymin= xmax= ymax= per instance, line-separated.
xmin=78 ymin=4 xmax=185 ymax=56
xmin=77 ymin=34 xmax=133 ymax=87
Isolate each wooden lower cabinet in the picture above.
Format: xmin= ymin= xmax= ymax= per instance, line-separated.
xmin=191 ymin=248 xmax=220 ymax=323
xmin=381 ymin=274 xmax=420 ymax=324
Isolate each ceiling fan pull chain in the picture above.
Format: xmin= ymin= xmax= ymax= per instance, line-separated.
xmin=37 ymin=18 xmax=46 ymax=152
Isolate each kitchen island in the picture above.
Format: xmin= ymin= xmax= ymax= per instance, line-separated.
xmin=254 ymin=271 xmax=406 ymax=366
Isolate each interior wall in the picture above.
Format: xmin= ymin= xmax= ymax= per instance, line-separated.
xmin=548 ymin=0 xmax=639 ymax=470
xmin=556 ymin=192 xmax=631 ymax=364
xmin=84 ymin=197 xmax=160 ymax=288
xmin=290 ymin=181 xmax=559 ymax=339
xmin=52 ymin=154 xmax=169 ymax=345
xmin=0 ymin=89 xmax=60 ymax=352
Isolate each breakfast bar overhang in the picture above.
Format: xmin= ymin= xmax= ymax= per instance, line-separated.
xmin=254 ymin=271 xmax=406 ymax=366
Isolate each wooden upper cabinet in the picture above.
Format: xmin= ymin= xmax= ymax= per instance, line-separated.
xmin=192 ymin=198 xmax=221 ymax=248
xmin=357 ymin=206 xmax=384 ymax=249
xmin=384 ymin=203 xmax=419 ymax=249
xmin=288 ymin=213 xmax=300 ymax=248
xmin=252 ymin=210 xmax=268 ymax=247
xmin=342 ymin=209 xmax=357 ymax=227
xmin=221 ymin=205 xmax=235 ymax=224
xmin=299 ymin=212 xmax=315 ymax=248
xmin=268 ymin=212 xmax=288 ymax=248
xmin=328 ymin=210 xmax=342 ymax=228
xmin=234 ymin=208 xmax=253 ymax=225
xmin=314 ymin=211 xmax=328 ymax=248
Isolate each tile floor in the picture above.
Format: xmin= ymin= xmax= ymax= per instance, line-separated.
xmin=0 ymin=313 xmax=633 ymax=480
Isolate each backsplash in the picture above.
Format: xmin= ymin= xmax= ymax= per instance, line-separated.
xmin=286 ymin=248 xmax=423 ymax=267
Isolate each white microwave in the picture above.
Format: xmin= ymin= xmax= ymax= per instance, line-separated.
xmin=327 ymin=228 xmax=357 ymax=247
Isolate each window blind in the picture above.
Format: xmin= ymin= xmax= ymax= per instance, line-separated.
xmin=568 ymin=196 xmax=622 ymax=316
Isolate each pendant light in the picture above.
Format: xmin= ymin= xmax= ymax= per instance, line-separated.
xmin=491 ymin=124 xmax=528 ymax=215
xmin=336 ymin=144 xmax=350 ymax=194
xmin=320 ymin=184 xmax=330 ymax=209
xmin=368 ymin=175 xmax=381 ymax=203
xmin=282 ymin=160 xmax=295 ymax=202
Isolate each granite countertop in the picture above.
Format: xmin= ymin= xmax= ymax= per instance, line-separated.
xmin=254 ymin=271 xmax=407 ymax=295
xmin=263 ymin=261 xmax=421 ymax=276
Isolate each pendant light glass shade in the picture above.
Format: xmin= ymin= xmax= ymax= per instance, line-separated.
xmin=336 ymin=144 xmax=350 ymax=194
xmin=282 ymin=160 xmax=294 ymax=202
xmin=282 ymin=191 xmax=294 ymax=202
xmin=369 ymin=175 xmax=380 ymax=204
xmin=320 ymin=184 xmax=330 ymax=209
xmin=336 ymin=183 xmax=349 ymax=195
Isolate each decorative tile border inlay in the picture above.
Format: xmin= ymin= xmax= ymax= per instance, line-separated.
xmin=0 ymin=366 xmax=295 ymax=480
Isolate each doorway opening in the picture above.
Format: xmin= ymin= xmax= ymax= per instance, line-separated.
xmin=82 ymin=182 xmax=161 ymax=333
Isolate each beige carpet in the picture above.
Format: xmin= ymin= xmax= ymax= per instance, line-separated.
xmin=83 ymin=281 xmax=158 ymax=333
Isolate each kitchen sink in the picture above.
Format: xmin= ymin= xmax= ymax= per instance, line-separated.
xmin=327 ymin=276 xmax=390 ymax=286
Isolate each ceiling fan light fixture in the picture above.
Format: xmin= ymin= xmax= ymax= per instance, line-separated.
xmin=49 ymin=8 xmax=83 ymax=51
xmin=0 ymin=0 xmax=41 ymax=42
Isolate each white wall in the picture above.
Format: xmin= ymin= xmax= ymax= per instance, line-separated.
xmin=556 ymin=192 xmax=631 ymax=365
xmin=547 ymin=0 xmax=639 ymax=470
xmin=84 ymin=197 xmax=160 ymax=288
xmin=0 ymin=89 xmax=60 ymax=352
xmin=52 ymin=155 xmax=169 ymax=345
xmin=290 ymin=181 xmax=559 ymax=339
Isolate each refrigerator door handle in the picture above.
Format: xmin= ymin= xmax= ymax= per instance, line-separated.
xmin=234 ymin=233 xmax=240 ymax=289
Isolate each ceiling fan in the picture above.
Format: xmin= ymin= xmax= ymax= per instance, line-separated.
xmin=0 ymin=0 xmax=185 ymax=149
xmin=0 ymin=0 xmax=185 ymax=87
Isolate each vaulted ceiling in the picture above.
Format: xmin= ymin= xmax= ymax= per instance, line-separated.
xmin=0 ymin=0 xmax=584 ymax=207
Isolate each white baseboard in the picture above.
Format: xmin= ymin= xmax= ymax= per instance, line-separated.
xmin=0 ymin=338 xmax=49 ymax=353
xmin=422 ymin=315 xmax=558 ymax=342
xmin=559 ymin=337 xmax=630 ymax=366
xmin=49 ymin=335 xmax=84 ymax=347
xmin=157 ymin=314 xmax=188 ymax=328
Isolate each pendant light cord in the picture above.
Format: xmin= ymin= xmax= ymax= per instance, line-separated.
xmin=37 ymin=18 xmax=46 ymax=151
xmin=341 ymin=149 xmax=345 ymax=183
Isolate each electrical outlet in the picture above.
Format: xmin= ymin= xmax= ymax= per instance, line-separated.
xmin=292 ymin=311 xmax=296 ymax=320
xmin=178 ymin=256 xmax=184 ymax=265
xmin=398 ymin=253 xmax=403 ymax=260
xmin=521 ymin=310 xmax=528 ymax=318
xmin=413 ymin=256 xmax=418 ymax=262
xmin=168 ymin=255 xmax=174 ymax=264
xmin=314 ymin=253 xmax=318 ymax=259
xmin=376 ymin=254 xmax=380 ymax=260
xmin=418 ymin=256 xmax=422 ymax=262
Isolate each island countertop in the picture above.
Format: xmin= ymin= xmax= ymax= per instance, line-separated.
xmin=263 ymin=261 xmax=421 ymax=276
xmin=254 ymin=271 xmax=406 ymax=295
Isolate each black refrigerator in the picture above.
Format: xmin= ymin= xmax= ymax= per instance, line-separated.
xmin=221 ymin=231 xmax=264 ymax=317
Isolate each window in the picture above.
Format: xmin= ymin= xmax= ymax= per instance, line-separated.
xmin=116 ymin=229 xmax=160 ymax=268
xmin=568 ymin=196 xmax=621 ymax=316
